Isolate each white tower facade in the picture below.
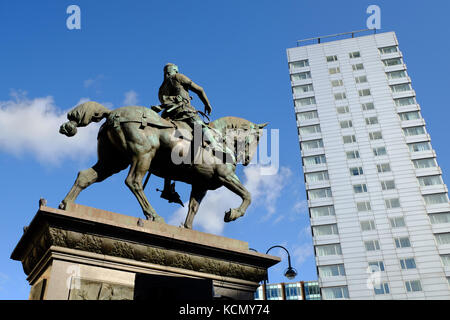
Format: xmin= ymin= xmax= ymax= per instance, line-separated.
xmin=287 ymin=31 xmax=450 ymax=299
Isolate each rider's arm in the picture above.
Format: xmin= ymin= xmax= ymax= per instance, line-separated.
xmin=177 ymin=74 xmax=212 ymax=115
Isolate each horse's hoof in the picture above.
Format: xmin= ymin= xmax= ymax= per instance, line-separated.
xmin=224 ymin=209 xmax=241 ymax=223
xmin=152 ymin=215 xmax=165 ymax=224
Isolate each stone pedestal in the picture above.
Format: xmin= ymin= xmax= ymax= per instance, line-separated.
xmin=11 ymin=203 xmax=280 ymax=300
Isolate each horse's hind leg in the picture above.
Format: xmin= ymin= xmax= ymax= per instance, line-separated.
xmin=183 ymin=187 xmax=207 ymax=229
xmin=217 ymin=166 xmax=251 ymax=223
xmin=60 ymin=159 xmax=126 ymax=209
xmin=125 ymin=153 xmax=164 ymax=222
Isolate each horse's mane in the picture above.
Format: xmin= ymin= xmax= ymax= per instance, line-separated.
xmin=210 ymin=116 xmax=256 ymax=132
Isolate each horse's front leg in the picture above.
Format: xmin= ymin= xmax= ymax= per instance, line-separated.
xmin=183 ymin=187 xmax=207 ymax=229
xmin=217 ymin=165 xmax=251 ymax=223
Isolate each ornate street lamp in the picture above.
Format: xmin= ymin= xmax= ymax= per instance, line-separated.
xmin=263 ymin=245 xmax=297 ymax=300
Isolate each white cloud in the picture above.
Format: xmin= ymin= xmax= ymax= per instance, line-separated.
xmin=169 ymin=165 xmax=292 ymax=234
xmin=83 ymin=74 xmax=104 ymax=89
xmin=123 ymin=90 xmax=138 ymax=105
xmin=0 ymin=92 xmax=100 ymax=164
xmin=292 ymin=243 xmax=314 ymax=266
xmin=243 ymin=165 xmax=292 ymax=220
xmin=292 ymin=199 xmax=308 ymax=214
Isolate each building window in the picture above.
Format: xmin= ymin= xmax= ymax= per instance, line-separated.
xmin=383 ymin=57 xmax=403 ymax=67
xmin=355 ymin=75 xmax=368 ymax=84
xmin=408 ymin=142 xmax=431 ymax=153
xmin=373 ymin=146 xmax=387 ymax=156
xmin=340 ymin=120 xmax=353 ymax=129
xmin=322 ymin=286 xmax=349 ymax=300
xmin=303 ymin=154 xmax=326 ymax=166
xmin=313 ymin=224 xmax=339 ymax=236
xmin=284 ymin=283 xmax=302 ymax=300
xmin=350 ymin=167 xmax=364 ymax=176
xmin=390 ymin=217 xmax=406 ymax=228
xmin=357 ymin=201 xmax=372 ymax=212
xmin=299 ymin=124 xmax=321 ymax=135
xmin=400 ymin=258 xmax=416 ymax=270
xmin=337 ymin=106 xmax=350 ymax=114
xmin=405 ymin=280 xmax=422 ymax=293
xmin=369 ymin=131 xmax=383 ymax=140
xmin=413 ymin=158 xmax=437 ymax=169
xmin=329 ymin=67 xmax=341 ymax=75
xmin=394 ymin=96 xmax=416 ymax=107
xmin=352 ymin=63 xmax=364 ymax=71
xmin=381 ymin=180 xmax=396 ymax=191
xmin=289 ymin=59 xmax=309 ymax=69
xmin=403 ymin=126 xmax=426 ymax=136
xmin=387 ymin=70 xmax=407 ymax=80
xmin=343 ymin=135 xmax=356 ymax=144
xmin=291 ymin=71 xmax=311 ymax=81
xmin=385 ymin=198 xmax=401 ymax=209
xmin=374 ymin=283 xmax=390 ymax=295
xmin=346 ymin=150 xmax=360 ymax=159
xmin=353 ymin=184 xmax=368 ymax=193
xmin=305 ymin=171 xmax=329 ymax=183
xmin=349 ymin=51 xmax=361 ymax=58
xmin=441 ymin=255 xmax=450 ymax=267
xmin=334 ymin=92 xmax=347 ymax=100
xmin=310 ymin=205 xmax=335 ymax=218
xmin=362 ymin=102 xmax=375 ymax=111
xmin=435 ymin=233 xmax=450 ymax=245
xmin=266 ymin=284 xmax=283 ymax=300
xmin=318 ymin=264 xmax=346 ymax=277
xmin=365 ymin=116 xmax=379 ymax=125
xmin=395 ymin=237 xmax=411 ymax=248
xmin=368 ymin=261 xmax=385 ymax=272
xmin=377 ymin=163 xmax=391 ymax=173
xmin=360 ymin=220 xmax=376 ymax=231
xmin=379 ymin=46 xmax=398 ymax=54
xmin=308 ymin=188 xmax=332 ymax=200
xmin=301 ymin=139 xmax=324 ymax=151
xmin=364 ymin=240 xmax=380 ymax=251
xmin=429 ymin=212 xmax=450 ymax=224
xmin=358 ymin=89 xmax=371 ymax=97
xmin=303 ymin=281 xmax=321 ymax=300
xmin=391 ymin=83 xmax=412 ymax=93
xmin=326 ymin=55 xmax=338 ymax=62
xmin=418 ymin=175 xmax=443 ymax=187
xmin=331 ymin=79 xmax=344 ymax=87
xmin=295 ymin=96 xmax=316 ymax=107
xmin=303 ymin=155 xmax=326 ymax=166
xmin=294 ymin=84 xmax=314 ymax=94
xmin=315 ymin=243 xmax=342 ymax=256
xmin=399 ymin=111 xmax=421 ymax=121
xmin=297 ymin=110 xmax=318 ymax=122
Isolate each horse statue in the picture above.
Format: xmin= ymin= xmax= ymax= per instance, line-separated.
xmin=58 ymin=101 xmax=267 ymax=229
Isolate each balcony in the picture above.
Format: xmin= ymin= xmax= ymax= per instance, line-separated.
xmin=388 ymin=76 xmax=411 ymax=86
xmin=410 ymin=149 xmax=436 ymax=161
xmin=384 ymin=63 xmax=407 ymax=73
xmin=396 ymin=103 xmax=421 ymax=114
xmin=305 ymin=180 xmax=331 ymax=191
xmin=392 ymin=89 xmax=416 ymax=100
xmin=404 ymin=133 xmax=431 ymax=144
xmin=401 ymin=118 xmax=426 ymax=128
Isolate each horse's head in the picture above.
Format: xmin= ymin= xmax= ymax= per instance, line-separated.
xmin=243 ymin=122 xmax=268 ymax=166
xmin=224 ymin=122 xmax=267 ymax=166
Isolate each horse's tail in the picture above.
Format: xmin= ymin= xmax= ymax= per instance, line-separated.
xmin=59 ymin=101 xmax=111 ymax=137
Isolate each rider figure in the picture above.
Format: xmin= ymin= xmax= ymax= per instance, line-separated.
xmin=152 ymin=63 xmax=233 ymax=204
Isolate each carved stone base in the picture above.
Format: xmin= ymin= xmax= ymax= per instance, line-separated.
xmin=11 ymin=203 xmax=280 ymax=300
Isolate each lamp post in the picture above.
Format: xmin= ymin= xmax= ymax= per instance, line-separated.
xmin=263 ymin=245 xmax=297 ymax=300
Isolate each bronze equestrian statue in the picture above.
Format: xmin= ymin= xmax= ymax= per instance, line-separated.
xmin=58 ymin=66 xmax=267 ymax=229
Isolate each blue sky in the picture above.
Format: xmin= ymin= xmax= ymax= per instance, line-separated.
xmin=1 ymin=0 xmax=450 ymax=299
